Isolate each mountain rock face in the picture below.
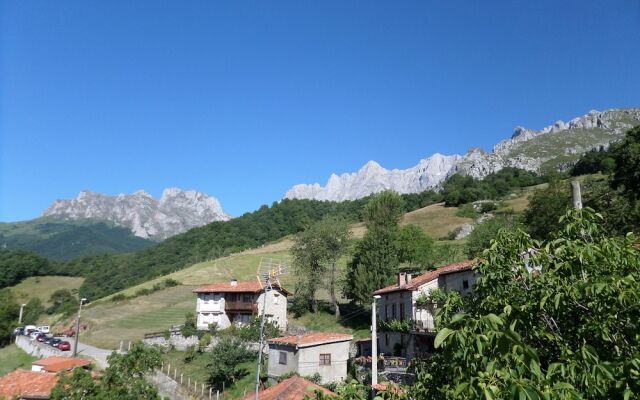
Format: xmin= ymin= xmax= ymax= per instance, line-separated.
xmin=43 ymin=188 xmax=230 ymax=240
xmin=286 ymin=108 xmax=640 ymax=201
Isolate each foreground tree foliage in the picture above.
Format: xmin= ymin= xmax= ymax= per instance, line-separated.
xmin=344 ymin=192 xmax=404 ymax=306
xmin=411 ymin=208 xmax=640 ymax=399
xmin=291 ymin=216 xmax=352 ymax=316
xmin=51 ymin=342 xmax=161 ymax=400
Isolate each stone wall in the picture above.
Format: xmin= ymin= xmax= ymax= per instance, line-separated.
xmin=15 ymin=335 xmax=66 ymax=359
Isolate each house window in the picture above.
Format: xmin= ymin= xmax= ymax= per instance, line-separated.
xmin=386 ymin=305 xmax=390 ymax=321
xmin=279 ymin=351 xmax=287 ymax=365
xmin=243 ymin=294 xmax=252 ymax=303
xmin=462 ymin=280 xmax=469 ymax=290
xmin=385 ymin=334 xmax=389 ymax=346
xmin=399 ymin=303 xmax=404 ymax=321
xmin=319 ymin=354 xmax=331 ymax=366
xmin=273 ymin=293 xmax=279 ymax=305
xmin=392 ymin=304 xmax=396 ymax=320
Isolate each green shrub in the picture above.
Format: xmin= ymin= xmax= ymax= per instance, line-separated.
xmin=163 ymin=278 xmax=180 ymax=287
xmin=111 ymin=293 xmax=126 ymax=302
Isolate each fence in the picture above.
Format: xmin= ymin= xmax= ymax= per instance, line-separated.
xmin=153 ymin=362 xmax=228 ymax=400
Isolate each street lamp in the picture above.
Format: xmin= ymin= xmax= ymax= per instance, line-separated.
xmin=18 ymin=304 xmax=26 ymax=324
xmin=72 ymin=298 xmax=87 ymax=357
xmin=371 ymin=294 xmax=381 ymax=388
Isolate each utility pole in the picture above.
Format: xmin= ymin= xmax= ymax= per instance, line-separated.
xmin=371 ymin=295 xmax=381 ymax=388
xmin=18 ymin=304 xmax=26 ymax=324
xmin=72 ymin=298 xmax=87 ymax=357
xmin=254 ymin=276 xmax=271 ymax=400
xmin=571 ymin=181 xmax=583 ymax=210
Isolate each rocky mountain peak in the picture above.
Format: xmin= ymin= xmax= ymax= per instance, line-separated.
xmin=43 ymin=188 xmax=230 ymax=240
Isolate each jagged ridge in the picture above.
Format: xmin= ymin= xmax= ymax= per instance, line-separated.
xmin=42 ymin=188 xmax=230 ymax=240
xmin=285 ymin=108 xmax=640 ymax=201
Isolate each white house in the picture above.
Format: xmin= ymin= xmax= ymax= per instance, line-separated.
xmin=193 ymin=279 xmax=289 ymax=331
xmin=373 ymin=260 xmax=476 ymax=359
xmin=267 ymin=332 xmax=353 ymax=384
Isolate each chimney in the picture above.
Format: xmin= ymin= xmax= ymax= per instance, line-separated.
xmin=230 ymin=279 xmax=238 ymax=287
xmin=398 ymin=272 xmax=407 ymax=286
xmin=406 ymin=273 xmax=412 ymax=284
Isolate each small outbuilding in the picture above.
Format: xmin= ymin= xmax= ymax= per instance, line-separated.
xmin=267 ymin=332 xmax=353 ymax=384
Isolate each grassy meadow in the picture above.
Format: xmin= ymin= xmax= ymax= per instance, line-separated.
xmin=0 ymin=344 xmax=37 ymax=375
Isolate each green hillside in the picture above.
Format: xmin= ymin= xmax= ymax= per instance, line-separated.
xmin=0 ymin=217 xmax=154 ymax=261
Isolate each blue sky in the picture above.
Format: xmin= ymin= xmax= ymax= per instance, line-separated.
xmin=1 ymin=0 xmax=639 ymax=221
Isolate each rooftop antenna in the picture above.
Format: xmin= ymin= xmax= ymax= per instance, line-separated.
xmin=254 ymin=257 xmax=289 ymax=400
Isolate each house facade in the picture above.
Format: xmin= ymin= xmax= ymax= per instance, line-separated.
xmin=373 ymin=261 xmax=476 ymax=360
xmin=267 ymin=332 xmax=353 ymax=384
xmin=193 ymin=279 xmax=289 ymax=331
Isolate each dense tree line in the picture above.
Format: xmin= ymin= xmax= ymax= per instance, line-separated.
xmin=442 ymin=167 xmax=545 ymax=206
xmin=0 ymin=249 xmax=62 ymax=289
xmin=70 ymin=193 xmax=446 ymax=300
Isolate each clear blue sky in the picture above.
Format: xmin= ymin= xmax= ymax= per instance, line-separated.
xmin=1 ymin=1 xmax=639 ymax=221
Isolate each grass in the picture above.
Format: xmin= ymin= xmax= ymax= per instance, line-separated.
xmin=0 ymin=344 xmax=37 ymax=375
xmin=9 ymin=276 xmax=85 ymax=306
xmin=291 ymin=308 xmax=370 ymax=340
xmin=161 ymin=350 xmax=256 ymax=399
xmin=402 ymin=203 xmax=473 ymax=239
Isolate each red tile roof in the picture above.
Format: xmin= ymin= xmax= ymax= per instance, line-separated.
xmin=268 ymin=332 xmax=353 ymax=348
xmin=193 ymin=280 xmax=290 ymax=295
xmin=32 ymin=356 xmax=91 ymax=373
xmin=240 ymin=376 xmax=334 ymax=400
xmin=0 ymin=369 xmax=59 ymax=399
xmin=373 ymin=260 xmax=475 ymax=295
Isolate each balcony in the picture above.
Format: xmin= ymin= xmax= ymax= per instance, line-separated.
xmin=225 ymin=301 xmax=258 ymax=313
xmin=198 ymin=302 xmax=222 ymax=312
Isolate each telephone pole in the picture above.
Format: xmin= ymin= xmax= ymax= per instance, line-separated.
xmin=73 ymin=298 xmax=87 ymax=357
xmin=371 ymin=295 xmax=381 ymax=388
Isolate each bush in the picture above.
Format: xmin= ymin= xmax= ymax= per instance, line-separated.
xmin=163 ymin=278 xmax=180 ymax=287
xmin=134 ymin=288 xmax=151 ymax=297
xmin=207 ymin=337 xmax=256 ymax=390
xmin=198 ymin=333 xmax=212 ymax=352
xmin=184 ymin=345 xmax=197 ymax=364
xmin=181 ymin=312 xmax=197 ymax=338
xmin=455 ymin=204 xmax=477 ymax=218
xmin=111 ymin=293 xmax=127 ymax=302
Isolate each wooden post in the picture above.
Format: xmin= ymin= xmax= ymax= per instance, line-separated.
xmin=188 ymin=377 xmax=190 ymax=387
xmin=180 ymin=373 xmax=183 ymax=384
xmin=209 ymin=387 xmax=212 ymax=399
xmin=174 ymin=368 xmax=177 ymax=380
xmin=167 ymin=364 xmax=170 ymax=376
xmin=119 ymin=340 xmax=123 ymax=353
xmin=571 ymin=181 xmax=583 ymax=210
xmin=128 ymin=341 xmax=131 ymax=352
xmin=202 ymin=383 xmax=204 ymax=396
xmin=216 ymin=390 xmax=220 ymax=400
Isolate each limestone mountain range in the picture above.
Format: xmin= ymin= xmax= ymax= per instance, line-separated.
xmin=285 ymin=108 xmax=640 ymax=201
xmin=42 ymin=188 xmax=230 ymax=240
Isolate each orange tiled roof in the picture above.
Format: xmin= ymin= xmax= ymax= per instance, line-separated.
xmin=193 ymin=280 xmax=290 ymax=295
xmin=268 ymin=332 xmax=353 ymax=347
xmin=373 ymin=260 xmax=475 ymax=295
xmin=240 ymin=376 xmax=334 ymax=400
xmin=32 ymin=356 xmax=91 ymax=372
xmin=0 ymin=369 xmax=59 ymax=399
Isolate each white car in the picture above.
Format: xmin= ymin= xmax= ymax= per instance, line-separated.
xmin=38 ymin=325 xmax=50 ymax=334
xmin=29 ymin=331 xmax=41 ymax=340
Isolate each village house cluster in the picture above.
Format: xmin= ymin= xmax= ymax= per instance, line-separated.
xmin=192 ymin=260 xmax=478 ymax=392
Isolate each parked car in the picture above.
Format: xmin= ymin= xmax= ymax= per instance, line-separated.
xmin=24 ymin=325 xmax=37 ymax=335
xmin=38 ymin=325 xmax=50 ymax=334
xmin=13 ymin=327 xmax=24 ymax=336
xmin=29 ymin=331 xmax=41 ymax=340
xmin=57 ymin=341 xmax=71 ymax=351
xmin=50 ymin=338 xmax=62 ymax=348
xmin=36 ymin=333 xmax=48 ymax=342
xmin=44 ymin=336 xmax=55 ymax=345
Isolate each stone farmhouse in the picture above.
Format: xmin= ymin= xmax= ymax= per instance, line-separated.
xmin=373 ymin=260 xmax=476 ymax=360
xmin=193 ymin=279 xmax=289 ymax=330
xmin=267 ymin=332 xmax=353 ymax=384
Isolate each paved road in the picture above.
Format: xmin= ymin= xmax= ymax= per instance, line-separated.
xmin=60 ymin=336 xmax=114 ymax=369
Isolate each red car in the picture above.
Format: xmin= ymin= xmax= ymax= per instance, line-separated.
xmin=57 ymin=341 xmax=71 ymax=351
